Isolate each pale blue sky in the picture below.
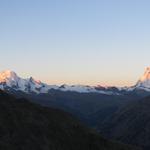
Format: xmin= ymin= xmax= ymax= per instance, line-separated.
xmin=0 ymin=0 xmax=149 ymax=86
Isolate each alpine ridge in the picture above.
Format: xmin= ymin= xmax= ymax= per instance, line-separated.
xmin=0 ymin=67 xmax=150 ymax=94
xmin=0 ymin=70 xmax=116 ymax=94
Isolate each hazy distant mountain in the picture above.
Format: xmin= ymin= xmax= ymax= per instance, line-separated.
xmin=0 ymin=90 xmax=140 ymax=150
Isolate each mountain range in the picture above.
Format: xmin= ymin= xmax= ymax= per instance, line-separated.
xmin=1 ymin=67 xmax=150 ymax=150
xmin=1 ymin=67 xmax=150 ymax=95
xmin=0 ymin=68 xmax=150 ymax=128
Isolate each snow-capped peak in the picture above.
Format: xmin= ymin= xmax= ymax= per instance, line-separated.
xmin=0 ymin=70 xmax=118 ymax=95
xmin=0 ymin=70 xmax=18 ymax=82
xmin=5 ymin=68 xmax=150 ymax=95
xmin=135 ymin=67 xmax=150 ymax=91
xmin=139 ymin=67 xmax=150 ymax=82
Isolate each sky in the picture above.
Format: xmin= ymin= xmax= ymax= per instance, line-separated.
xmin=0 ymin=0 xmax=150 ymax=86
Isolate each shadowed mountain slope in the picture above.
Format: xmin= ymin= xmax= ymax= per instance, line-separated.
xmin=99 ymin=96 xmax=150 ymax=150
xmin=0 ymin=90 xmax=140 ymax=150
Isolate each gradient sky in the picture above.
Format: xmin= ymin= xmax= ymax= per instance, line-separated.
xmin=0 ymin=0 xmax=150 ymax=86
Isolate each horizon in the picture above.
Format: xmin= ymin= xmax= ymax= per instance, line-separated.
xmin=1 ymin=0 xmax=150 ymax=86
xmin=0 ymin=67 xmax=148 ymax=87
